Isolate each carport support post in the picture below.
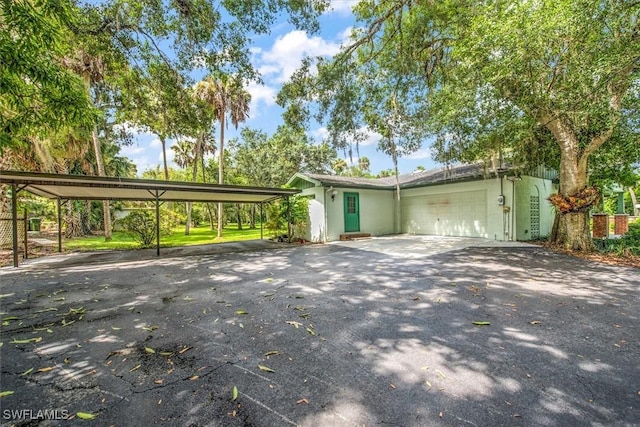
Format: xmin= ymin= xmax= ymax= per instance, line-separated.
xmin=155 ymin=192 xmax=160 ymax=256
xmin=57 ymin=199 xmax=62 ymax=252
xmin=259 ymin=203 xmax=263 ymax=240
xmin=11 ymin=184 xmax=18 ymax=267
xmin=23 ymin=208 xmax=28 ymax=259
xmin=286 ymin=196 xmax=291 ymax=243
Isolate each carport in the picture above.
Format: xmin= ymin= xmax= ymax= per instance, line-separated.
xmin=0 ymin=170 xmax=299 ymax=267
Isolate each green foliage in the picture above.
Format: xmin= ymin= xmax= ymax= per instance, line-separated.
xmin=0 ymin=0 xmax=97 ymax=150
xmin=595 ymin=219 xmax=640 ymax=256
xmin=229 ymin=126 xmax=336 ymax=188
xmin=119 ymin=210 xmax=157 ymax=248
xmin=265 ymin=196 xmax=309 ymax=240
xmin=279 ymin=0 xmax=640 ymax=250
xmin=118 ymin=209 xmax=176 ymax=248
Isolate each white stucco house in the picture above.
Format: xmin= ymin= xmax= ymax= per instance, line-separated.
xmin=286 ymin=163 xmax=558 ymax=243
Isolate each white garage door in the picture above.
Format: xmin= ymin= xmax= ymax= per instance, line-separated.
xmin=402 ymin=191 xmax=488 ymax=237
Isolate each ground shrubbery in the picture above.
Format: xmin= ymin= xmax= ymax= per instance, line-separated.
xmin=118 ymin=210 xmax=176 ymax=248
xmin=266 ymin=196 xmax=309 ymax=241
xmin=594 ymin=219 xmax=640 ymax=256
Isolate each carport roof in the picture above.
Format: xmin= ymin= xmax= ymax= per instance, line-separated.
xmin=0 ymin=170 xmax=299 ymax=203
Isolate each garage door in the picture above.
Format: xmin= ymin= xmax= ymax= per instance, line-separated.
xmin=402 ymin=191 xmax=487 ymax=237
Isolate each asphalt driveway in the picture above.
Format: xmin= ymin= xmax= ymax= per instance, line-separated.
xmin=0 ymin=236 xmax=638 ymax=426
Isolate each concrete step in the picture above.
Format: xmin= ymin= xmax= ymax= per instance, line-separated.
xmin=339 ymin=233 xmax=372 ymax=241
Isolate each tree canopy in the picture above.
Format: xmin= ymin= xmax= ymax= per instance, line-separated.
xmin=279 ymin=0 xmax=640 ymax=251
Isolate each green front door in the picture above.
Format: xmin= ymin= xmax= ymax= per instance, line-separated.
xmin=344 ymin=192 xmax=360 ymax=232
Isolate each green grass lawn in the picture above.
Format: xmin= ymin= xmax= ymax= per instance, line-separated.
xmin=63 ymin=223 xmax=265 ymax=251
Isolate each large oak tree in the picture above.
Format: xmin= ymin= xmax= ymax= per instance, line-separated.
xmin=280 ymin=0 xmax=640 ymax=251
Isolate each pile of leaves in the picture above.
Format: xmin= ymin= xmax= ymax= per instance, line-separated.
xmin=548 ymin=187 xmax=601 ymax=214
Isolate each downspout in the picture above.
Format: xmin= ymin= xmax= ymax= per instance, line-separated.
xmin=505 ymin=176 xmax=522 ymax=241
xmin=500 ymin=176 xmax=505 ymax=241
xmin=323 ymin=186 xmax=328 ymax=243
xmin=511 ymin=178 xmax=516 ymax=241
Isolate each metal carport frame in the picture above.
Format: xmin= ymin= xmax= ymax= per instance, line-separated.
xmin=0 ymin=170 xmax=299 ymax=267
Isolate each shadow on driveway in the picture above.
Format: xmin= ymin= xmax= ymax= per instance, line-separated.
xmin=0 ymin=237 xmax=638 ymax=426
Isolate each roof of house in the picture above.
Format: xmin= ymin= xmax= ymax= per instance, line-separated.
xmin=288 ymin=163 xmax=509 ymax=190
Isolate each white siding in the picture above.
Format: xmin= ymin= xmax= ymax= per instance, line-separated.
xmin=514 ymin=176 xmax=558 ymax=241
xmin=325 ymin=188 xmax=396 ymax=241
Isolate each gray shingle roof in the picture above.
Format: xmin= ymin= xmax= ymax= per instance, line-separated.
xmin=300 ymin=163 xmax=507 ymax=190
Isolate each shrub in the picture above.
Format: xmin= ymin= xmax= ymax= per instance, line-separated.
xmin=266 ymin=196 xmax=309 ymax=241
xmin=119 ymin=210 xmax=175 ymax=248
xmin=620 ymin=220 xmax=640 ymax=255
xmin=594 ymin=219 xmax=640 ymax=256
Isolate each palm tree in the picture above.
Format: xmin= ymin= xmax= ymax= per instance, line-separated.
xmin=333 ymin=159 xmax=348 ymax=175
xmin=62 ymin=49 xmax=114 ymax=240
xmin=194 ymin=74 xmax=250 ymax=238
xmin=358 ymin=156 xmax=370 ymax=173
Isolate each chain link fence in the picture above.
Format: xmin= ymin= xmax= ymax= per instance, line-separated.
xmin=0 ymin=212 xmax=26 ymax=254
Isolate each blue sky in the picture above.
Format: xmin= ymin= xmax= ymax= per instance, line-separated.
xmin=119 ymin=0 xmax=438 ymax=177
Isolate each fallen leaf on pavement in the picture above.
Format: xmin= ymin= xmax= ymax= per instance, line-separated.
xmin=76 ymin=412 xmax=96 ymax=420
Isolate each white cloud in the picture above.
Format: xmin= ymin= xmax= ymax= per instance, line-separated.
xmin=405 ymin=147 xmax=434 ymax=160
xmin=112 ymin=121 xmax=151 ymax=136
xmin=357 ymin=126 xmax=381 ymax=146
xmin=308 ymin=125 xmax=381 ymax=147
xmin=337 ymin=26 xmax=355 ymax=45
xmin=258 ymin=30 xmax=341 ymax=83
xmin=327 ymin=0 xmax=358 ymax=15
xmin=246 ymin=81 xmax=278 ymax=117
xmin=119 ymin=144 xmax=146 ymax=157
xmin=308 ymin=126 xmax=330 ymax=143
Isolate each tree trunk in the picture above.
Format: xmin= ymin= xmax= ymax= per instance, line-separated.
xmin=160 ymin=135 xmax=169 ymax=180
xmin=84 ymin=73 xmax=112 ymax=241
xmin=249 ymin=204 xmax=256 ymax=229
xmin=64 ymin=200 xmax=84 ymax=238
xmin=217 ymin=115 xmax=225 ymax=238
xmin=555 ymin=212 xmax=592 ymax=251
xmin=206 ymin=204 xmax=215 ymax=230
xmin=185 ymin=202 xmax=192 ymax=235
xmin=198 ymin=146 xmax=215 ymax=230
xmin=81 ymin=200 xmax=92 ymax=235
xmin=545 ymin=117 xmax=593 ymax=251
xmin=236 ymin=204 xmax=242 ymax=230
xmin=91 ymin=127 xmax=112 ymax=241
xmin=185 ymin=137 xmax=202 ymax=236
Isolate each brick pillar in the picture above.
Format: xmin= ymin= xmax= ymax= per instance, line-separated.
xmin=614 ymin=214 xmax=629 ymax=236
xmin=592 ymin=213 xmax=609 ymax=238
